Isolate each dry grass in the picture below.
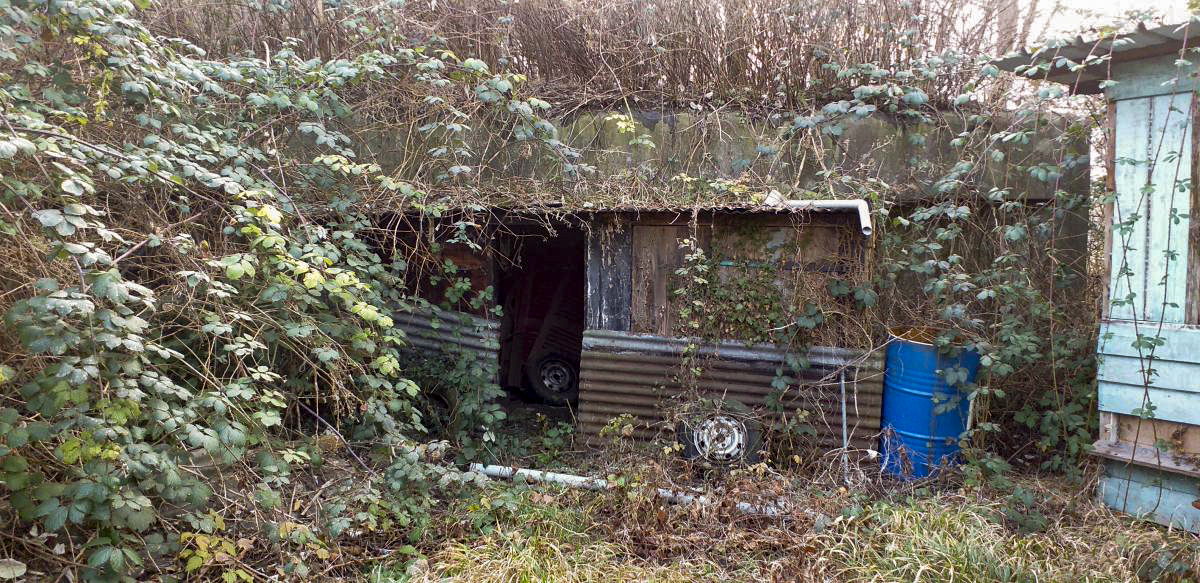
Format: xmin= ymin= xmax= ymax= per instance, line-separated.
xmin=377 ymin=455 xmax=1198 ymax=583
xmin=416 ymin=534 xmax=731 ymax=583
xmin=816 ymin=484 xmax=1193 ymax=582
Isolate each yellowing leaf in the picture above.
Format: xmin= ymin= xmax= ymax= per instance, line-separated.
xmin=255 ymin=204 xmax=282 ymax=225
xmin=303 ymin=271 xmax=324 ymax=289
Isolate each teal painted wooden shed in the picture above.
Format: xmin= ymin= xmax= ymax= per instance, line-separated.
xmin=1000 ymin=22 xmax=1200 ymax=532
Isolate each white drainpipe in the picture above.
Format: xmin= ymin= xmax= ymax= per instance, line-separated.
xmin=469 ymin=463 xmax=793 ymax=517
xmin=765 ymin=191 xmax=873 ymax=237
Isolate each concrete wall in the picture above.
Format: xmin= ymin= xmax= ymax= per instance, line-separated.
xmin=356 ymin=107 xmax=1090 ymax=272
xmin=474 ymin=109 xmax=1090 ymax=203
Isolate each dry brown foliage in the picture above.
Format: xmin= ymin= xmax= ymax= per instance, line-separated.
xmin=143 ymin=0 xmax=1034 ymax=111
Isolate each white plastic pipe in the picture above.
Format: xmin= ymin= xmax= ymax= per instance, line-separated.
xmin=840 ymin=371 xmax=851 ymax=480
xmin=839 ymin=371 xmax=849 ymax=451
xmin=471 ymin=464 xmax=608 ymax=491
xmin=764 ymin=192 xmax=873 ymax=237
xmin=469 ymin=463 xmax=790 ymax=517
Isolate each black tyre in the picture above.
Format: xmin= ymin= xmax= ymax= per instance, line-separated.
xmin=675 ymin=398 xmax=763 ymax=465
xmin=526 ymin=353 xmax=579 ymax=405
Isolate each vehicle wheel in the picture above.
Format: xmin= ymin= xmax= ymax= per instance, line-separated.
xmin=526 ymin=353 xmax=578 ymax=405
xmin=675 ymin=398 xmax=762 ymax=465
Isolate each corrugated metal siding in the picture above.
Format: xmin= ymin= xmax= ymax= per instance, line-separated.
xmin=1097 ymin=320 xmax=1200 ymax=425
xmin=394 ymin=306 xmax=500 ymax=378
xmin=1109 ymin=93 xmax=1193 ymax=324
xmin=577 ymin=330 xmax=883 ymax=450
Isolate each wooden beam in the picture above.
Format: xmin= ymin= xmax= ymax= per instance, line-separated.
xmin=1188 ymin=91 xmax=1200 ymax=324
xmin=1092 ymin=440 xmax=1200 ymax=479
xmin=1102 ymin=100 xmax=1116 ymax=320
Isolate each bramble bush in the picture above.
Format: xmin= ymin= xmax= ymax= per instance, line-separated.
xmin=0 ymin=0 xmax=578 ymax=578
xmin=0 ymin=0 xmax=1128 ymax=578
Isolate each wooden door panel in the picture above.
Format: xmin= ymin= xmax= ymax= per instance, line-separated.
xmin=631 ymin=225 xmax=691 ymax=335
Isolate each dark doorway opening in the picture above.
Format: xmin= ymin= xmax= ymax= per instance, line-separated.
xmin=495 ymin=224 xmax=587 ymax=406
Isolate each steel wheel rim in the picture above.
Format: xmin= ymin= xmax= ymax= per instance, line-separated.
xmin=539 ymin=360 xmax=573 ymax=393
xmin=694 ymin=414 xmax=748 ymax=462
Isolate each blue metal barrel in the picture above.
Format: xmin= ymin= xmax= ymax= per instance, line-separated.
xmin=881 ymin=331 xmax=981 ymax=478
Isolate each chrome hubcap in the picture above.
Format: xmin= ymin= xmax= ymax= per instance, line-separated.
xmin=694 ymin=414 xmax=748 ymax=462
xmin=540 ymin=360 xmax=572 ymax=393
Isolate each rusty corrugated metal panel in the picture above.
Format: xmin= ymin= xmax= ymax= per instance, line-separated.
xmin=393 ymin=306 xmax=500 ymax=378
xmin=578 ymin=331 xmax=883 ymax=450
xmin=582 ymin=330 xmax=881 ymax=367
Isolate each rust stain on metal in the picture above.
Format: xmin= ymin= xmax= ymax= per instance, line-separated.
xmin=578 ymin=331 xmax=882 ymax=450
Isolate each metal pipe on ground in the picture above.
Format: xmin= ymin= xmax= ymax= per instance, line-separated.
xmin=469 ymin=463 xmax=794 ymax=518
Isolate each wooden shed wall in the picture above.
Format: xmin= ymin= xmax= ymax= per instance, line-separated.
xmin=1099 ymin=463 xmax=1200 ymax=533
xmin=1096 ymin=54 xmax=1200 ymax=532
xmin=585 ymin=214 xmax=633 ymax=331
xmin=1098 ymin=56 xmax=1200 ymax=431
xmin=1107 ymin=92 xmax=1193 ymax=324
xmin=585 ymin=211 xmax=861 ymax=336
xmin=579 ymin=210 xmax=876 ymax=449
xmin=1097 ymin=321 xmax=1200 ymax=427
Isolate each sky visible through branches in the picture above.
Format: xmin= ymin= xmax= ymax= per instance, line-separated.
xmin=1050 ymin=0 xmax=1187 ymax=36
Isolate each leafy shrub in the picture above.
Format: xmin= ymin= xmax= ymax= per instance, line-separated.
xmin=0 ymin=0 xmax=573 ymax=579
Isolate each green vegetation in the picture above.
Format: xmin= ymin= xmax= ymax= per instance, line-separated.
xmin=0 ymin=0 xmax=1195 ymax=580
xmin=0 ymin=0 xmax=565 ymax=578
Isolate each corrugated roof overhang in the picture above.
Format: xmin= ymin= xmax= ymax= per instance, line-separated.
xmin=994 ymin=21 xmax=1200 ymax=94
